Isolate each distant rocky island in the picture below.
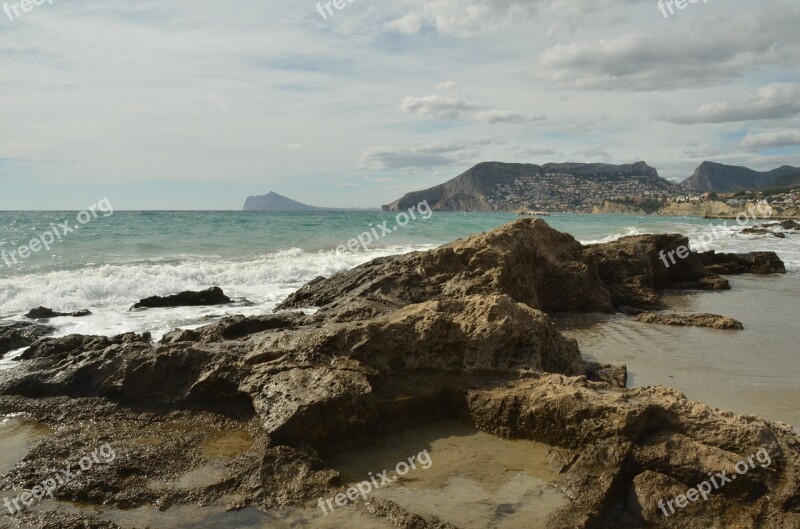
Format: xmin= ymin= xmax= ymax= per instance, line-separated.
xmin=382 ymin=161 xmax=800 ymax=215
xmin=243 ymin=191 xmax=333 ymax=212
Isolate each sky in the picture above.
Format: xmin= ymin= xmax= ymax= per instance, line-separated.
xmin=1 ymin=0 xmax=799 ymax=210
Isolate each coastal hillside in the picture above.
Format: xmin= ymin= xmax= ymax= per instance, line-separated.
xmin=681 ymin=162 xmax=799 ymax=192
xmin=772 ymin=170 xmax=800 ymax=189
xmin=382 ymin=161 xmax=677 ymax=212
xmin=243 ymin=191 xmax=330 ymax=212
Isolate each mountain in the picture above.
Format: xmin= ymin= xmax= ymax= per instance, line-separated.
xmin=681 ymin=162 xmax=799 ymax=193
xmin=770 ymin=170 xmax=800 ymax=189
xmin=382 ymin=161 xmax=676 ymax=212
xmin=243 ymin=192 xmax=331 ymax=212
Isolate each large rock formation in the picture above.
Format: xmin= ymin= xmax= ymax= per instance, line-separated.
xmin=0 ymin=219 xmax=796 ymax=529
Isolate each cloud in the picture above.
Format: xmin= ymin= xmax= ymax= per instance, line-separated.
xmin=538 ymin=8 xmax=800 ymax=91
xmin=475 ymin=110 xmax=545 ymax=124
xmin=435 ymin=80 xmax=460 ymax=91
xmin=741 ymin=131 xmax=800 ymax=150
xmin=401 ymin=93 xmax=544 ymax=124
xmin=400 ymin=95 xmax=483 ymax=120
xmin=656 ymin=84 xmax=800 ymax=124
xmin=384 ymin=0 xmax=543 ymax=37
xmin=359 ymin=139 xmax=494 ymax=171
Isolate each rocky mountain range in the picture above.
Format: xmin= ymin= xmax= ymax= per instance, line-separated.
xmin=382 ymin=161 xmax=678 ymax=212
xmin=681 ymin=161 xmax=799 ymax=193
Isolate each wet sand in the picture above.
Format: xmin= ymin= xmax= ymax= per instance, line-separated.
xmin=555 ymin=274 xmax=800 ymax=429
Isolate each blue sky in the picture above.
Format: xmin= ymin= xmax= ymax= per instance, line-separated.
xmin=1 ymin=0 xmax=799 ymax=209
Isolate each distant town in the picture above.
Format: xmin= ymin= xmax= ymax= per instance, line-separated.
xmin=482 ymin=171 xmax=798 ymax=214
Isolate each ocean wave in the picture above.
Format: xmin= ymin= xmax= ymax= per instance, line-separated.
xmin=0 ymin=245 xmax=435 ymax=315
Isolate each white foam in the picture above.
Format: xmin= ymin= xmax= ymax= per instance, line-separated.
xmin=0 ymin=245 xmax=435 ymax=340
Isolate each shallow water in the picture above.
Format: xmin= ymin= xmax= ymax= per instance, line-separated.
xmin=326 ymin=420 xmax=566 ymax=529
xmin=555 ymin=274 xmax=800 ymax=429
xmin=1 ymin=420 xmax=565 ymax=529
xmin=0 ymin=416 xmax=52 ymax=476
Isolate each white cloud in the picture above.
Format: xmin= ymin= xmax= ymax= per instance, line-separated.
xmin=401 ymin=93 xmax=544 ymax=124
xmin=476 ymin=110 xmax=545 ymax=124
xmin=741 ymin=131 xmax=800 ymax=150
xmin=538 ymin=8 xmax=800 ymax=91
xmin=435 ymin=80 xmax=460 ymax=91
xmin=656 ymin=84 xmax=800 ymax=124
xmin=385 ymin=0 xmax=543 ymax=37
xmin=400 ymin=95 xmax=484 ymax=120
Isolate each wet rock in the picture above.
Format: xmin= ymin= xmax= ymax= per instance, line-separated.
xmin=634 ymin=312 xmax=744 ymax=330
xmin=0 ymin=321 xmax=55 ymax=356
xmin=361 ymin=497 xmax=461 ymax=529
xmin=699 ymin=250 xmax=786 ymax=275
xmin=130 ymin=286 xmax=231 ymax=310
xmin=463 ymin=375 xmax=800 ymax=529
xmin=741 ymin=227 xmax=786 ymax=238
xmin=25 ymin=307 xmax=92 ymax=319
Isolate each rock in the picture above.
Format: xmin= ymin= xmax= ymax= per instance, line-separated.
xmin=0 ymin=321 xmax=56 ymax=357
xmin=780 ymin=219 xmax=800 ymax=230
xmin=130 ymin=287 xmax=232 ymax=310
xmin=584 ymin=233 xmax=729 ymax=310
xmin=279 ymin=219 xmax=739 ymax=318
xmin=741 ymin=227 xmax=786 ymax=238
xmin=25 ymin=307 xmax=92 ymax=319
xmin=279 ymin=219 xmax=615 ymax=317
xmin=699 ymin=250 xmax=786 ymax=275
xmin=634 ymin=312 xmax=744 ymax=330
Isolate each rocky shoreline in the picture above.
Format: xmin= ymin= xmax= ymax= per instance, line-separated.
xmin=0 ymin=219 xmax=797 ymax=529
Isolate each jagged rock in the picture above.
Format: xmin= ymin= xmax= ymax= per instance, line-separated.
xmin=634 ymin=313 xmax=744 ymax=330
xmin=279 ymin=219 xmax=615 ymax=317
xmin=584 ymin=233 xmax=729 ymax=309
xmin=741 ymin=227 xmax=786 ymax=238
xmin=699 ymin=250 xmax=786 ymax=275
xmin=25 ymin=307 xmax=92 ymax=319
xmin=130 ymin=286 xmax=231 ymax=310
xmin=0 ymin=321 xmax=55 ymax=357
xmin=279 ymin=220 xmax=738 ymax=318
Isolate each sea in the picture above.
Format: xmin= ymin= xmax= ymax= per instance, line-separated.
xmin=1 ymin=211 xmax=798 ymax=427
